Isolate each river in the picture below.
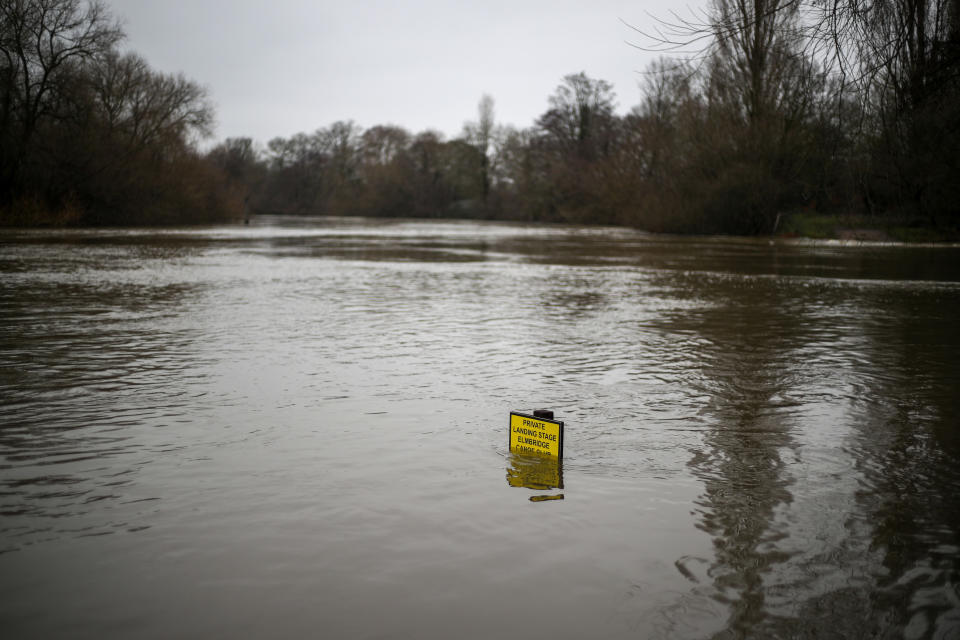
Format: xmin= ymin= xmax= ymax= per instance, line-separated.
xmin=2 ymin=216 xmax=959 ymax=639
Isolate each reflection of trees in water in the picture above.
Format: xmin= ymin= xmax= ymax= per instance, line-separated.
xmin=674 ymin=277 xmax=960 ymax=638
xmin=841 ymin=289 xmax=960 ymax=638
xmin=667 ymin=276 xmax=808 ymax=637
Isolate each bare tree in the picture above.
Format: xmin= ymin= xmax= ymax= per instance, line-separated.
xmin=0 ymin=0 xmax=122 ymax=192
xmin=463 ymin=93 xmax=495 ymax=203
xmin=361 ymin=125 xmax=410 ymax=166
xmin=800 ymin=0 xmax=960 ymax=219
xmin=207 ymin=137 xmax=259 ymax=184
xmin=707 ymin=0 xmax=809 ymax=124
xmin=537 ymin=72 xmax=616 ymax=158
xmin=90 ymin=51 xmax=212 ymax=152
xmin=633 ymin=0 xmax=960 ymax=221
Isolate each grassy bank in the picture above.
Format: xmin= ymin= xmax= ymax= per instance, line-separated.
xmin=779 ymin=212 xmax=960 ymax=243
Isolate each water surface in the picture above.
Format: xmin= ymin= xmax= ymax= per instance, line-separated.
xmin=2 ymin=217 xmax=959 ymax=638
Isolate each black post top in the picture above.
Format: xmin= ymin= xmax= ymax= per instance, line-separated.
xmin=532 ymin=409 xmax=554 ymax=419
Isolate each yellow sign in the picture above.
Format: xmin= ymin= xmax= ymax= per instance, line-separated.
xmin=509 ymin=412 xmax=564 ymax=458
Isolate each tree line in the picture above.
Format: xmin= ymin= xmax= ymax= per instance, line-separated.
xmin=4 ymin=0 xmax=959 ymax=234
xmin=215 ymin=0 xmax=960 ymax=235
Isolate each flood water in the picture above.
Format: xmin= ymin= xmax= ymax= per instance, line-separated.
xmin=2 ymin=216 xmax=960 ymax=639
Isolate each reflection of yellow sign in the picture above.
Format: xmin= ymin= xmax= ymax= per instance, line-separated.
xmin=506 ymin=453 xmax=563 ymax=490
xmin=509 ymin=412 xmax=564 ymax=458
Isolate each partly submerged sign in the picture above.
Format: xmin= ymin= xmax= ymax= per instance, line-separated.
xmin=509 ymin=411 xmax=564 ymax=458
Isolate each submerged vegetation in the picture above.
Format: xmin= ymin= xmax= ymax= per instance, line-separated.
xmin=2 ymin=0 xmax=959 ymax=236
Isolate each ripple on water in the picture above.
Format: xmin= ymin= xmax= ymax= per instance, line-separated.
xmin=2 ymin=219 xmax=960 ymax=638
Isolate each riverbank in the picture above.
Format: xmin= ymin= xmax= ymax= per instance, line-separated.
xmin=5 ymin=208 xmax=960 ymax=245
xmin=778 ymin=212 xmax=960 ymax=243
xmin=0 ymin=196 xmax=243 ymax=228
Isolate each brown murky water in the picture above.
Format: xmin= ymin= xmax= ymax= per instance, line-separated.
xmin=2 ymin=217 xmax=959 ymax=639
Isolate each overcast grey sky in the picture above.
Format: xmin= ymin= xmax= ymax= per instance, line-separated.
xmin=107 ymin=1 xmax=674 ymax=144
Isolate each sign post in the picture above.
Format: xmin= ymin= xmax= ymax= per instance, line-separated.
xmin=508 ymin=410 xmax=564 ymax=459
